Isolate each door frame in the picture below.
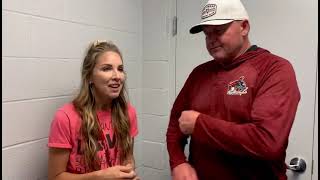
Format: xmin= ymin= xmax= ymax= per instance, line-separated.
xmin=311 ymin=50 xmax=318 ymax=180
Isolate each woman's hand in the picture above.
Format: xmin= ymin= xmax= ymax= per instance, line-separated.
xmin=97 ymin=164 xmax=137 ymax=179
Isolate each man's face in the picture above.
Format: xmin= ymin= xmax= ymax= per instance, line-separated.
xmin=203 ymin=20 xmax=247 ymax=63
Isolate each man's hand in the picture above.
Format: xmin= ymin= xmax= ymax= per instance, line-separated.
xmin=178 ymin=110 xmax=200 ymax=135
xmin=172 ymin=163 xmax=198 ymax=180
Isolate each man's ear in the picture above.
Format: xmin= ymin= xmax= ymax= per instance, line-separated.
xmin=240 ymin=20 xmax=250 ymax=36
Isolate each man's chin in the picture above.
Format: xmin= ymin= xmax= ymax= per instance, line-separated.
xmin=212 ymin=54 xmax=226 ymax=61
xmin=213 ymin=55 xmax=232 ymax=65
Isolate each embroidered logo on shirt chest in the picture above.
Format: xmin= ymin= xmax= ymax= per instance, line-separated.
xmin=227 ymin=76 xmax=248 ymax=96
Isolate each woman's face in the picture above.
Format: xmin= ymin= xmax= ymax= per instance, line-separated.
xmin=91 ymin=51 xmax=125 ymax=105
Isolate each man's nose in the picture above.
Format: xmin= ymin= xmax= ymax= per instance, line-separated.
xmin=207 ymin=33 xmax=218 ymax=43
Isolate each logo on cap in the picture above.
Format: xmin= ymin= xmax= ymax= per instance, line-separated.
xmin=201 ymin=4 xmax=217 ymax=19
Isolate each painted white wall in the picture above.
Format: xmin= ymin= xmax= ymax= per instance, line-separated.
xmin=138 ymin=0 xmax=175 ymax=179
xmin=4 ymin=1 xmax=316 ymax=180
xmin=2 ymin=0 xmax=143 ymax=179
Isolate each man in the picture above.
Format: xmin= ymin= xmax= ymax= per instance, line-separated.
xmin=166 ymin=0 xmax=300 ymax=179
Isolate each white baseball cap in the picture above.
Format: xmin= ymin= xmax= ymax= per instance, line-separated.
xmin=189 ymin=0 xmax=249 ymax=34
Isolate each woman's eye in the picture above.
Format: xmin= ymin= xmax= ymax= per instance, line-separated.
xmin=102 ymin=67 xmax=112 ymax=71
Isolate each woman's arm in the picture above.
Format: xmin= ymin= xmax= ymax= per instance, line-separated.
xmin=48 ymin=148 xmax=136 ymax=180
xmin=123 ymin=138 xmax=140 ymax=180
xmin=123 ymin=138 xmax=136 ymax=168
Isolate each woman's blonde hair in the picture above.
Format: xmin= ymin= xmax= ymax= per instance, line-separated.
xmin=73 ymin=40 xmax=132 ymax=171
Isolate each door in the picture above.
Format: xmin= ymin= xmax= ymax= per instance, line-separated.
xmin=175 ymin=0 xmax=318 ymax=179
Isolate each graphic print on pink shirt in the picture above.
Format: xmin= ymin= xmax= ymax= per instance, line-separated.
xmin=48 ymin=103 xmax=138 ymax=173
xmin=73 ymin=111 xmax=118 ymax=173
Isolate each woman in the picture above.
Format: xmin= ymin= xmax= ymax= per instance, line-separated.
xmin=48 ymin=40 xmax=139 ymax=179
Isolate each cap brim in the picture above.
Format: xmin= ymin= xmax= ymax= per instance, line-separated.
xmin=189 ymin=20 xmax=235 ymax=34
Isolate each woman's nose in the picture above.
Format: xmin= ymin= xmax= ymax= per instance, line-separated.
xmin=112 ymin=70 xmax=121 ymax=79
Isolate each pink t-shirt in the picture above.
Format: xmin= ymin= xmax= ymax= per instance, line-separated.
xmin=48 ymin=103 xmax=138 ymax=173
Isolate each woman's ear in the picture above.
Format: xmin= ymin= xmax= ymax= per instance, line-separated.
xmin=88 ymin=76 xmax=93 ymax=85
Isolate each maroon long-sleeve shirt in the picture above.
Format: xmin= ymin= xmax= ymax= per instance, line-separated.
xmin=166 ymin=46 xmax=300 ymax=180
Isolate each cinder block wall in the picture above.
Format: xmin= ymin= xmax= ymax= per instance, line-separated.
xmin=2 ymin=0 xmax=143 ymax=179
xmin=139 ymin=0 xmax=175 ymax=179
